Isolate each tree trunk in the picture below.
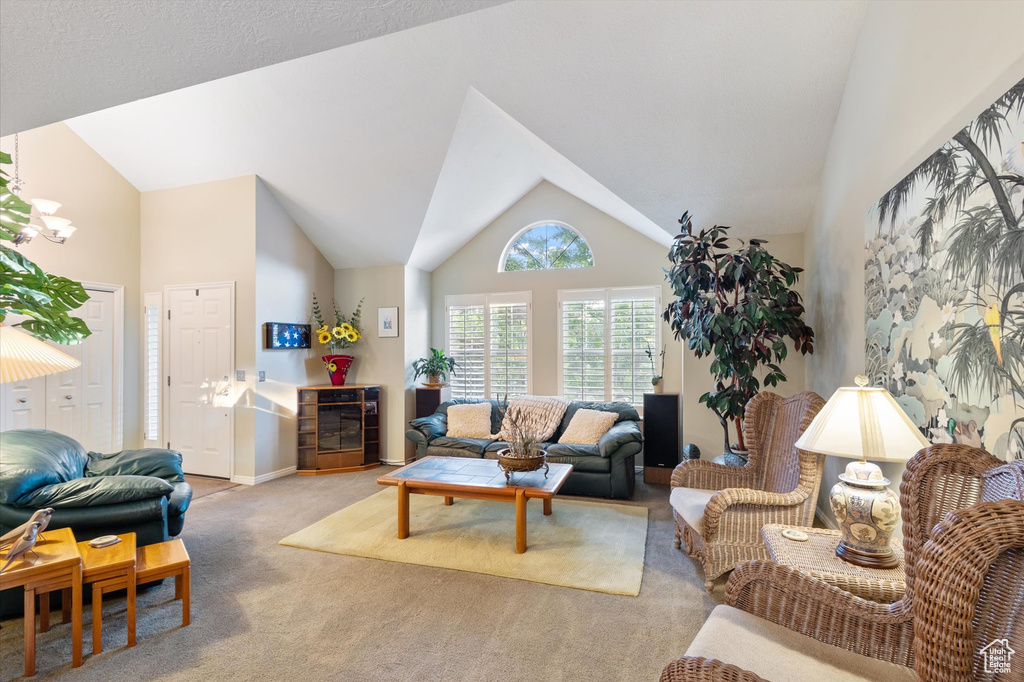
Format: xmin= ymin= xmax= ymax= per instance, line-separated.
xmin=735 ymin=417 xmax=746 ymax=451
xmin=953 ymin=130 xmax=1019 ymax=231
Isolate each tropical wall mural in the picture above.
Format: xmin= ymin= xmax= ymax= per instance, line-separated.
xmin=865 ymin=77 xmax=1024 ymax=462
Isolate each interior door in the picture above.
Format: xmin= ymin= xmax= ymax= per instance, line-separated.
xmin=0 ymin=375 xmax=46 ymax=431
xmin=167 ymin=285 xmax=233 ymax=478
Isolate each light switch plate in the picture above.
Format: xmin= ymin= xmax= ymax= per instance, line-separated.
xmin=258 ymin=370 xmax=266 ymax=382
xmin=235 ymin=370 xmax=245 ymax=382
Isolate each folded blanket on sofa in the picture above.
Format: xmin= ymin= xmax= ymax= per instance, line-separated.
xmin=493 ymin=395 xmax=570 ymax=442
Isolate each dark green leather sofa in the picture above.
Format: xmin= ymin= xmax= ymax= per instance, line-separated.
xmin=406 ymin=399 xmax=642 ymax=499
xmin=0 ymin=429 xmax=192 ymax=545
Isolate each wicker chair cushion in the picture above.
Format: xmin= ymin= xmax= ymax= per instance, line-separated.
xmin=685 ymin=605 xmax=916 ymax=682
xmin=669 ymin=486 xmax=717 ymax=536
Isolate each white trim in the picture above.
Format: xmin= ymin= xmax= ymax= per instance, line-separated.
xmin=231 ymin=465 xmax=297 ymax=486
xmin=444 ymin=291 xmax=532 ymax=399
xmin=142 ymin=291 xmax=162 ymax=447
xmin=80 ymin=281 xmax=125 ymax=452
xmin=498 ymin=220 xmax=595 ymax=272
xmin=815 ymin=506 xmax=839 ymax=530
xmin=164 ymin=281 xmax=236 ymax=481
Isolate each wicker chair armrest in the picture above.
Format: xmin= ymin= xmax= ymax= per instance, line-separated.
xmin=724 ymin=561 xmax=914 ymax=666
xmin=670 ymin=459 xmax=758 ymax=491
xmin=660 ymin=656 xmax=768 ymax=682
xmin=700 ymin=488 xmax=807 ymax=540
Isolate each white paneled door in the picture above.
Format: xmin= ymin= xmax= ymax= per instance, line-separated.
xmin=1 ymin=286 xmax=122 ymax=452
xmin=166 ymin=284 xmax=234 ymax=479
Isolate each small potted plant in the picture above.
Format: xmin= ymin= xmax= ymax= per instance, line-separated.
xmin=312 ymin=294 xmax=364 ymax=386
xmin=645 ymin=342 xmax=666 ymax=393
xmin=494 ymin=394 xmax=548 ymax=483
xmin=412 ymin=348 xmax=458 ymax=386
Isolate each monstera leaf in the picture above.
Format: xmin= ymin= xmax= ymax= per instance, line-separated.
xmin=0 ymin=246 xmax=90 ymax=343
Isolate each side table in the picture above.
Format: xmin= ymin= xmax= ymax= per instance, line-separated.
xmin=78 ymin=532 xmax=137 ymax=654
xmin=761 ymin=524 xmax=906 ymax=603
xmin=0 ymin=527 xmax=83 ymax=676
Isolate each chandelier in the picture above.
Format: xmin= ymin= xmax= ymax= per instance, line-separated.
xmin=8 ymin=134 xmax=77 ymax=246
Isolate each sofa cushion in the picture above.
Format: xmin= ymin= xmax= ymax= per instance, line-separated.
xmin=494 ymin=395 xmax=569 ymax=443
xmin=558 ymin=409 xmax=619 ymax=444
xmin=429 ymin=437 xmax=494 ymax=455
xmin=685 ymin=605 xmax=915 ymax=682
xmin=437 ymin=399 xmax=504 ymax=433
xmin=446 ymin=402 xmax=494 ymax=439
xmin=669 ymin=486 xmax=717 ymax=536
xmin=86 ymin=448 xmax=185 ymax=483
xmin=0 ymin=429 xmax=90 ymax=504
xmin=544 ymin=448 xmax=611 ymax=473
xmin=557 ymin=401 xmax=639 ymax=437
xmin=16 ymin=475 xmax=175 ymax=509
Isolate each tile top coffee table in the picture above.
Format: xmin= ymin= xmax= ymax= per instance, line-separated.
xmin=377 ymin=456 xmax=573 ymax=554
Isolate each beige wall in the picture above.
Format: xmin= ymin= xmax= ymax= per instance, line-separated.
xmin=404 ymin=265 xmax=432 ymax=460
xmin=0 ymin=123 xmax=143 ymax=447
xmin=804 ymin=1 xmax=1024 ymax=521
xmin=254 ymin=178 xmax=335 ymax=478
xmin=334 ymin=264 xmax=408 ymax=464
xmin=141 ymin=175 xmax=258 ymax=478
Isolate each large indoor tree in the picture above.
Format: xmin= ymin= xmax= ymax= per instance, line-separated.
xmin=0 ymin=151 xmax=90 ymax=343
xmin=664 ymin=212 xmax=814 ymax=455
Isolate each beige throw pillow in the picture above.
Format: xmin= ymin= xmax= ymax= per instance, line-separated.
xmin=557 ymin=409 xmax=619 ymax=445
xmin=446 ymin=403 xmax=493 ymax=439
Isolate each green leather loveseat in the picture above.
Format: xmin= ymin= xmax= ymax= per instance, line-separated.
xmin=406 ymin=398 xmax=642 ymax=499
xmin=0 ymin=429 xmax=192 ymax=545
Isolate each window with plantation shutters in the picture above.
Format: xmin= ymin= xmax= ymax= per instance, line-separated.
xmin=446 ymin=293 xmax=532 ymax=400
xmin=558 ymin=287 xmax=660 ymax=407
xmin=143 ymin=293 xmax=161 ymax=445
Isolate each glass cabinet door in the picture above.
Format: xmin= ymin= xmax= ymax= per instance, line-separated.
xmin=317 ymin=403 xmax=363 ymax=451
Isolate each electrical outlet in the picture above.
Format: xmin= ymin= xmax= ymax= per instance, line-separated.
xmin=258 ymin=370 xmax=266 ymax=382
xmin=235 ymin=370 xmax=245 ymax=382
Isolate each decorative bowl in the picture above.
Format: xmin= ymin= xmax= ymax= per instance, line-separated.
xmin=496 ymin=448 xmax=548 ymax=483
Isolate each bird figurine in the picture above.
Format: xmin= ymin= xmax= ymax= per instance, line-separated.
xmin=0 ymin=508 xmax=54 ymax=550
xmin=0 ymin=522 xmax=42 ymax=574
xmin=984 ymin=301 xmax=1003 ymax=365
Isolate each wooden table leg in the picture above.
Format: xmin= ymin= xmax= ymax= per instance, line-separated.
xmin=516 ymin=489 xmax=527 ymax=554
xmin=62 ymin=587 xmax=71 ymax=624
xmin=181 ymin=566 xmax=191 ymax=627
xmin=444 ymin=496 xmax=453 ymax=506
xmin=397 ymin=482 xmax=410 ymax=540
xmin=127 ymin=567 xmax=137 ymax=647
xmin=24 ymin=588 xmax=36 ymax=677
xmin=543 ymin=497 xmax=552 ymax=516
xmin=39 ymin=592 xmax=50 ymax=633
xmin=92 ymin=583 xmax=103 ymax=654
xmin=71 ymin=563 xmax=82 ymax=668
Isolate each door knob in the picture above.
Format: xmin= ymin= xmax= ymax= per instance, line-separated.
xmin=17 ymin=398 xmax=27 ymax=404
xmin=65 ymin=395 xmax=73 ymax=400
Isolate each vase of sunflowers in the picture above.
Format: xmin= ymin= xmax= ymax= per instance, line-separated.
xmin=312 ymin=294 xmax=364 ymax=386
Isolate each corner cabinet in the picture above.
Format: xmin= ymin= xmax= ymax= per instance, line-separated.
xmin=297 ymin=385 xmax=381 ymax=475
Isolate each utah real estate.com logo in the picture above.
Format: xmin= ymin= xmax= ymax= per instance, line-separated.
xmin=982 ymin=638 xmax=1015 ymax=674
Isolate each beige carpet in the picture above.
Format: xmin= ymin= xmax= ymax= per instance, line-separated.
xmin=279 ymin=487 xmax=649 ymax=596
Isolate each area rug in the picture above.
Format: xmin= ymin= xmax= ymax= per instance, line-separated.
xmin=279 ymin=488 xmax=648 ymax=596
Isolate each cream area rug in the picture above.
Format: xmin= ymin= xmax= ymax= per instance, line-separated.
xmin=279 ymin=488 xmax=648 ymax=596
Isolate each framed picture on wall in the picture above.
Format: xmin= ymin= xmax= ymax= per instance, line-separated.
xmin=264 ymin=322 xmax=312 ymax=349
xmin=377 ymin=306 xmax=399 ymax=338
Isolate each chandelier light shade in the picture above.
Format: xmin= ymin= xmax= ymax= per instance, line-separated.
xmin=0 ymin=325 xmax=81 ymax=383
xmin=30 ymin=198 xmax=62 ymax=215
xmin=7 ymin=134 xmax=78 ymax=246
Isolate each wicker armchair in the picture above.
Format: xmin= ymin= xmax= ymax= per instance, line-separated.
xmin=670 ymin=391 xmax=825 ymax=590
xmin=660 ymin=498 xmax=1024 ymax=682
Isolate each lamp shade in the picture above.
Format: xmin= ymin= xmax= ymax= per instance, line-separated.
xmin=0 ymin=325 xmax=80 ymax=383
xmin=30 ymin=198 xmax=62 ymax=215
xmin=794 ymin=377 xmax=929 ymax=462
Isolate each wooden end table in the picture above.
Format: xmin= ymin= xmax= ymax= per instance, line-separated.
xmin=0 ymin=527 xmax=83 ymax=677
xmin=761 ymin=524 xmax=906 ymax=603
xmin=78 ymin=532 xmax=137 ymax=654
xmin=137 ymin=538 xmax=192 ymax=628
xmin=378 ymin=456 xmax=573 ymax=554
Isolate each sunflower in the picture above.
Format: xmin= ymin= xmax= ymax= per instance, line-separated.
xmin=316 ymin=325 xmax=328 ymax=336
xmin=318 ymin=331 xmax=332 ymax=345
xmin=345 ymin=331 xmax=358 ymax=343
xmin=331 ymin=326 xmax=345 ymax=339
xmin=340 ymin=323 xmax=354 ymax=334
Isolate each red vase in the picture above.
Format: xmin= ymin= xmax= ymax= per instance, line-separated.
xmin=322 ymin=355 xmax=354 ymax=386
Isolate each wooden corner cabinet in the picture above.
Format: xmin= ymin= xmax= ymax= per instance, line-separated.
xmin=297 ymin=385 xmax=381 ymax=475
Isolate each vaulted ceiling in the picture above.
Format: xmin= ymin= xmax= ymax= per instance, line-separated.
xmin=9 ymin=1 xmax=869 ymax=270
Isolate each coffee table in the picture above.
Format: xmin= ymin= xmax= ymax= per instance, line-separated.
xmin=377 ymin=456 xmax=573 ymax=554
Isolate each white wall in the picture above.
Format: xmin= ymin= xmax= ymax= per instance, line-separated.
xmin=404 ymin=266 xmax=432 ymax=460
xmin=141 ymin=175 xmax=258 ymax=479
xmin=0 ymin=123 xmax=143 ymax=448
xmin=804 ymin=0 xmax=1024 ymax=520
xmin=254 ymin=178 xmax=336 ymax=479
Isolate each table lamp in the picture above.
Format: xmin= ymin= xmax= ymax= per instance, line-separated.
xmin=794 ymin=375 xmax=929 ymax=568
xmin=0 ymin=324 xmax=80 ymax=383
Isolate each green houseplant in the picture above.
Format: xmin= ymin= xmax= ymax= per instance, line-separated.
xmin=663 ymin=212 xmax=814 ymax=455
xmin=412 ymin=348 xmax=458 ymax=386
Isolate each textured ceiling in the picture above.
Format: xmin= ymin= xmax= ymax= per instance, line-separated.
xmin=0 ymin=0 xmax=507 ymax=136
xmin=62 ymin=0 xmax=867 ymax=269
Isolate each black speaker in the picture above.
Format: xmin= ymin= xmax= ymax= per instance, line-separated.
xmin=643 ymin=393 xmax=680 ymax=484
xmin=415 ymin=387 xmax=448 ymax=419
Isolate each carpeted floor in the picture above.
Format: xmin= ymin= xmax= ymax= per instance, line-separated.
xmin=0 ymin=469 xmax=722 ymax=681
xmin=183 ymin=475 xmax=239 ymax=500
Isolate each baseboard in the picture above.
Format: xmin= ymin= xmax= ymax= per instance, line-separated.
xmin=815 ymin=506 xmax=839 ymax=530
xmin=231 ymin=465 xmax=297 ymax=486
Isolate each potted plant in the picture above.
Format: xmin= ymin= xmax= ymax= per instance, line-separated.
xmin=412 ymin=348 xmax=458 ymax=386
xmin=493 ymin=394 xmax=547 ymax=482
xmin=645 ymin=342 xmax=666 ymax=393
xmin=663 ymin=212 xmax=814 ymax=458
xmin=312 ymin=294 xmax=364 ymax=385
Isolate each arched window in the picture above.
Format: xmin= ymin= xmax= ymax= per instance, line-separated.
xmin=500 ymin=221 xmax=594 ymax=272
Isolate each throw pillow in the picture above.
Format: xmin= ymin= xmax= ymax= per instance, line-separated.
xmin=494 ymin=396 xmax=570 ymax=443
xmin=446 ymin=403 xmax=494 ymax=439
xmin=557 ymin=409 xmax=618 ymax=445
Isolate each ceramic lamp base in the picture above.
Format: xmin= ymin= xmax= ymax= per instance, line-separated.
xmin=829 ymin=459 xmax=902 ymax=570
